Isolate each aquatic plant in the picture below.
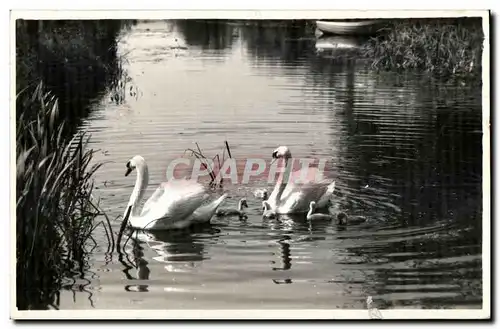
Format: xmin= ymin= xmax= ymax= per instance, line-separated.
xmin=361 ymin=18 xmax=484 ymax=80
xmin=185 ymin=141 xmax=233 ymax=189
xmin=16 ymin=82 xmax=114 ymax=310
xmin=15 ymin=19 xmax=128 ymax=310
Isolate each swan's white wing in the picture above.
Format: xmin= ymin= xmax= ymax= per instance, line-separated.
xmin=278 ymin=185 xmax=324 ymax=213
xmin=141 ymin=185 xmax=166 ymax=214
xmin=142 ymin=179 xmax=204 ymax=215
xmin=277 ymin=191 xmax=303 ymax=214
xmin=143 ymin=191 xmax=210 ymax=226
xmin=161 ymin=187 xmax=210 ymax=220
xmin=271 ymin=167 xmax=328 ymax=199
xmin=140 ymin=180 xmax=209 ymax=221
xmin=277 ymin=180 xmax=334 ymax=213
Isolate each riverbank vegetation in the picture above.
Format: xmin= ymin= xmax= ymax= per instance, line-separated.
xmin=234 ymin=17 xmax=483 ymax=81
xmin=16 ymin=20 xmax=127 ymax=310
xmin=360 ymin=18 xmax=484 ymax=80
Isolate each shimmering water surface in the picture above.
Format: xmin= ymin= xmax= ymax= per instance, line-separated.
xmin=63 ymin=20 xmax=483 ymax=310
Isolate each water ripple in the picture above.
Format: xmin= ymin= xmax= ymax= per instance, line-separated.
xmin=64 ymin=19 xmax=483 ymax=311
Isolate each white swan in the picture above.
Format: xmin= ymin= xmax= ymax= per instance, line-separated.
xmin=266 ymin=146 xmax=336 ymax=214
xmin=122 ymin=155 xmax=224 ymax=230
xmin=215 ymin=198 xmax=248 ymax=218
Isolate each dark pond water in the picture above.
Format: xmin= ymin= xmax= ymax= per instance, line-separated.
xmin=63 ymin=20 xmax=483 ymax=310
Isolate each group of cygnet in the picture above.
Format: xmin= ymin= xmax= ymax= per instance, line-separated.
xmin=216 ymin=189 xmax=350 ymax=226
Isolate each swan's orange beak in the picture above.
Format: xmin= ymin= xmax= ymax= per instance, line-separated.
xmin=125 ymin=168 xmax=133 ymax=177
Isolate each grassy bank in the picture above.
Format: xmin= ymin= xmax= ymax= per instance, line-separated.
xmin=360 ymin=18 xmax=484 ymax=80
xmin=16 ymin=20 xmax=126 ymax=310
xmin=16 ymin=20 xmax=129 ymax=128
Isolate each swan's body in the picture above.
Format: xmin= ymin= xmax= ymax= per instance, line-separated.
xmin=267 ymin=146 xmax=336 ymax=214
xmin=122 ymin=155 xmax=225 ymax=230
xmin=306 ymin=201 xmax=335 ymax=221
xmin=215 ymin=198 xmax=248 ymax=218
xmin=262 ymin=201 xmax=277 ymax=219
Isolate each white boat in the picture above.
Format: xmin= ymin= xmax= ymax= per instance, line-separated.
xmin=315 ymin=20 xmax=385 ymax=36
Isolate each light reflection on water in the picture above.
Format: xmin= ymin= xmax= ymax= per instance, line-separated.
xmin=62 ymin=20 xmax=482 ymax=310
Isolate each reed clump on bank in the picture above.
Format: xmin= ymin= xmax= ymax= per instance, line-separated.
xmin=16 ymin=83 xmax=114 ymax=310
xmin=16 ymin=20 xmax=127 ymax=310
xmin=361 ymin=18 xmax=483 ymax=80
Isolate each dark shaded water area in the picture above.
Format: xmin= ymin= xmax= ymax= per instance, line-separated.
xmin=57 ymin=20 xmax=482 ymax=310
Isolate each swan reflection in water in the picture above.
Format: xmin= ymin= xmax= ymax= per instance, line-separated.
xmin=265 ymin=212 xmax=338 ymax=284
xmin=118 ymin=223 xmax=221 ymax=292
xmin=120 ymin=234 xmax=150 ymax=292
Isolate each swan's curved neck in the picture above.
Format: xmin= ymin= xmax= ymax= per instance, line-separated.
xmin=274 ymin=157 xmax=291 ymax=203
xmin=128 ymin=162 xmax=149 ymax=217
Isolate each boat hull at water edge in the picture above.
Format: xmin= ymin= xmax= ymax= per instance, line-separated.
xmin=315 ymin=20 xmax=387 ymax=36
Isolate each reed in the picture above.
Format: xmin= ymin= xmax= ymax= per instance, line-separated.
xmin=185 ymin=141 xmax=233 ymax=188
xmin=16 ymin=82 xmax=113 ymax=310
xmin=15 ymin=19 xmax=134 ymax=310
xmin=360 ymin=18 xmax=483 ymax=80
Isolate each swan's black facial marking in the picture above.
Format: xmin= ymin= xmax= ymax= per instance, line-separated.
xmin=125 ymin=161 xmax=133 ymax=177
xmin=272 ymin=147 xmax=291 ymax=160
